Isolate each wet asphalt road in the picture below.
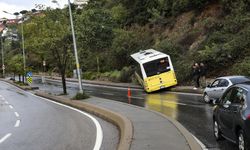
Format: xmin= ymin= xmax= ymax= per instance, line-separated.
xmin=0 ymin=81 xmax=118 ymax=150
xmin=32 ymin=77 xmax=238 ymax=150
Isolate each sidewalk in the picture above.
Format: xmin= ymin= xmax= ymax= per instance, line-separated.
xmin=84 ymin=97 xmax=201 ymax=150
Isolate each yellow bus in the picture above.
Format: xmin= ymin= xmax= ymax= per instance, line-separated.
xmin=131 ymin=49 xmax=177 ymax=92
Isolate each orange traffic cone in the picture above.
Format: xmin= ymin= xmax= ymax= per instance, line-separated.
xmin=127 ymin=87 xmax=131 ymax=97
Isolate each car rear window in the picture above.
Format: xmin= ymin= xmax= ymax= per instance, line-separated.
xmin=229 ymin=77 xmax=250 ymax=84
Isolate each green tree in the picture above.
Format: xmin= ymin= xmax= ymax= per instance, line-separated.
xmin=24 ymin=8 xmax=73 ymax=94
xmin=75 ymin=8 xmax=114 ymax=72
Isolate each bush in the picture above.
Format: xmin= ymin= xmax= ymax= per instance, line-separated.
xmin=119 ymin=66 xmax=134 ymax=82
xmin=72 ymin=92 xmax=89 ymax=100
xmin=82 ymin=71 xmax=99 ymax=80
xmin=231 ymin=57 xmax=250 ymax=76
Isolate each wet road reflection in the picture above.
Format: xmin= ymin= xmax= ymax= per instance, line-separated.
xmin=31 ymin=77 xmax=237 ymax=150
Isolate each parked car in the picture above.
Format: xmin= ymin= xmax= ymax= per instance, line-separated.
xmin=213 ymin=83 xmax=250 ymax=150
xmin=203 ymin=76 xmax=250 ymax=103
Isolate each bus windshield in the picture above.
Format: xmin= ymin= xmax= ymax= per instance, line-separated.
xmin=143 ymin=57 xmax=170 ymax=77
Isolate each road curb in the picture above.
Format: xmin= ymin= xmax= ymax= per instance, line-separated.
xmin=34 ymin=92 xmax=133 ymax=150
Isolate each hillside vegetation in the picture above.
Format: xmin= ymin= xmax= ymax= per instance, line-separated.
xmin=2 ymin=0 xmax=250 ymax=84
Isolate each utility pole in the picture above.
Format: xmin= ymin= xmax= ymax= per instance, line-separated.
xmin=21 ymin=17 xmax=26 ymax=83
xmin=0 ymin=35 xmax=4 ymax=77
xmin=67 ymin=0 xmax=83 ymax=93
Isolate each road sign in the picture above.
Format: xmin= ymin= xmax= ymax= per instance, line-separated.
xmin=43 ymin=60 xmax=46 ymax=66
xmin=2 ymin=64 xmax=5 ymax=70
xmin=26 ymin=71 xmax=32 ymax=77
xmin=27 ymin=77 xmax=32 ymax=84
xmin=26 ymin=71 xmax=32 ymax=84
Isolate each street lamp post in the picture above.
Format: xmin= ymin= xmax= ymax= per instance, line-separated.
xmin=52 ymin=0 xmax=83 ymax=93
xmin=21 ymin=17 xmax=26 ymax=82
xmin=67 ymin=0 xmax=83 ymax=93
xmin=0 ymin=35 xmax=4 ymax=77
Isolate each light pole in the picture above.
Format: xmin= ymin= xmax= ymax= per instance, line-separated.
xmin=52 ymin=0 xmax=84 ymax=93
xmin=3 ymin=10 xmax=26 ymax=82
xmin=0 ymin=34 xmax=5 ymax=77
xmin=21 ymin=16 xmax=26 ymax=82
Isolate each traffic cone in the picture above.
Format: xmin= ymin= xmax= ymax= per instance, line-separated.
xmin=127 ymin=87 xmax=131 ymax=97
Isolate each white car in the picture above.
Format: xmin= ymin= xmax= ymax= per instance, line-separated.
xmin=203 ymin=76 xmax=250 ymax=103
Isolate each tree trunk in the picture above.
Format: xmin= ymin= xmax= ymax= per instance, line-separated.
xmin=18 ymin=74 xmax=21 ymax=82
xmin=13 ymin=73 xmax=15 ymax=81
xmin=96 ymin=56 xmax=100 ymax=73
xmin=61 ymin=72 xmax=67 ymax=94
xmin=22 ymin=74 xmax=24 ymax=83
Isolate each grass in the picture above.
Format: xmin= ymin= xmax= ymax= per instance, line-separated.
xmin=14 ymin=81 xmax=29 ymax=86
xmin=72 ymin=92 xmax=89 ymax=100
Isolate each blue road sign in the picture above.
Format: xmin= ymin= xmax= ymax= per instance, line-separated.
xmin=26 ymin=71 xmax=32 ymax=77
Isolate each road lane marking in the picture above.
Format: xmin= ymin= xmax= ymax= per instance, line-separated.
xmin=102 ymin=92 xmax=114 ymax=96
xmin=0 ymin=133 xmax=12 ymax=144
xmin=9 ymin=105 xmax=13 ymax=109
xmin=164 ymin=100 xmax=187 ymax=106
xmin=0 ymin=95 xmax=2 ymax=98
xmin=130 ymin=96 xmax=144 ymax=100
xmin=14 ymin=112 xmax=20 ymax=117
xmin=14 ymin=120 xmax=21 ymax=127
xmin=1 ymin=81 xmax=103 ymax=149
xmin=168 ymin=91 xmax=203 ymax=96
xmin=2 ymin=97 xmax=5 ymax=100
xmin=30 ymin=93 xmax=103 ymax=150
xmin=4 ymin=101 xmax=8 ymax=104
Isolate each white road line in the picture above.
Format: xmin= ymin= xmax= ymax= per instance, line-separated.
xmin=0 ymin=95 xmax=2 ymax=98
xmin=14 ymin=120 xmax=21 ymax=127
xmin=168 ymin=91 xmax=203 ymax=96
xmin=9 ymin=105 xmax=13 ymax=109
xmin=164 ymin=100 xmax=187 ymax=106
xmin=14 ymin=112 xmax=19 ymax=117
xmin=4 ymin=101 xmax=8 ymax=104
xmin=0 ymin=133 xmax=12 ymax=144
xmin=2 ymin=97 xmax=5 ymax=100
xmin=102 ymin=92 xmax=114 ymax=96
xmin=30 ymin=93 xmax=103 ymax=150
xmin=1 ymin=81 xmax=103 ymax=149
xmin=130 ymin=96 xmax=144 ymax=100
xmin=192 ymin=135 xmax=208 ymax=150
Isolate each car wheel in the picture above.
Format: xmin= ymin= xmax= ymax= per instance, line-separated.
xmin=203 ymin=93 xmax=210 ymax=103
xmin=238 ymin=130 xmax=248 ymax=150
xmin=214 ymin=120 xmax=223 ymax=141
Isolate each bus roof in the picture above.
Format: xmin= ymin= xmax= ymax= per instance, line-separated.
xmin=131 ymin=49 xmax=169 ymax=64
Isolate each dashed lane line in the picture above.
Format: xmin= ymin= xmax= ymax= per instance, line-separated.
xmin=9 ymin=105 xmax=13 ymax=109
xmin=14 ymin=120 xmax=21 ymax=128
xmin=14 ymin=112 xmax=20 ymax=117
xmin=0 ymin=133 xmax=12 ymax=144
